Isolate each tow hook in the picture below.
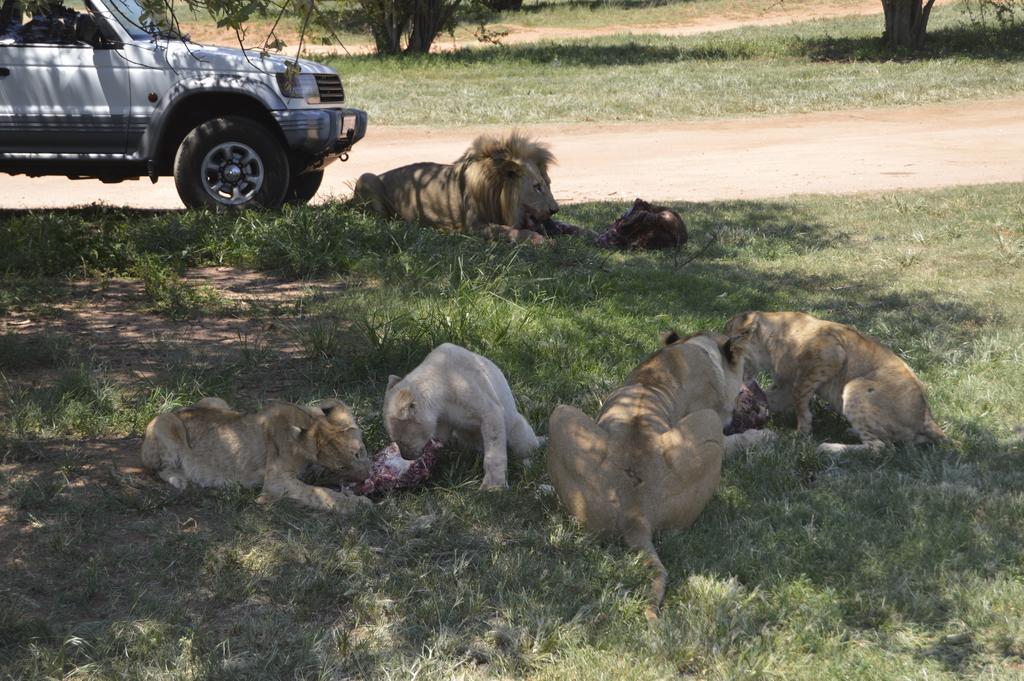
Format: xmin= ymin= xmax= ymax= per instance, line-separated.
xmin=340 ymin=152 xmax=349 ymax=162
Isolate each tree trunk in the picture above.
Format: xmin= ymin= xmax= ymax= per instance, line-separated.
xmin=484 ymin=0 xmax=523 ymax=10
xmin=364 ymin=0 xmax=408 ymax=55
xmin=881 ymin=0 xmax=936 ymax=48
xmin=404 ymin=0 xmax=460 ymax=54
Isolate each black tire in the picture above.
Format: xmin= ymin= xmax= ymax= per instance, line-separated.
xmin=284 ymin=169 xmax=325 ymax=205
xmin=173 ymin=116 xmax=289 ymax=210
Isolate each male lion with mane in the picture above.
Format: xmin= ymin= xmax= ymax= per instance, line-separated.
xmin=141 ymin=398 xmax=372 ymax=513
xmin=353 ymin=132 xmax=559 ymax=244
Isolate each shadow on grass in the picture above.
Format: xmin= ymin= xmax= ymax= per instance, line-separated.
xmin=0 ymin=202 xmax=404 ymax=279
xmin=0 ymin=197 xmax=988 ymax=390
xmin=2 ymin=195 xmax=1020 ymax=675
xmin=548 ymin=200 xmax=985 ymax=376
xmin=515 ymin=0 xmax=692 ymax=14
xmin=665 ymin=429 xmax=1024 ymax=637
xmin=4 ymin=420 xmax=1021 ymax=676
xmin=358 ymin=39 xmax=741 ymax=66
xmin=335 ymin=21 xmax=1024 ymax=67
xmin=795 ymin=23 xmax=1024 ymax=62
xmin=0 ymin=435 xmax=335 ymax=676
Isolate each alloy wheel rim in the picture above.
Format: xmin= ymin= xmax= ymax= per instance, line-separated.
xmin=201 ymin=142 xmax=264 ymax=206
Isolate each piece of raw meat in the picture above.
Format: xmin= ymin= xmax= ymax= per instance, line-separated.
xmin=725 ymin=380 xmax=770 ymax=435
xmin=349 ymin=438 xmax=443 ymax=496
xmin=594 ymin=198 xmax=688 ymax=250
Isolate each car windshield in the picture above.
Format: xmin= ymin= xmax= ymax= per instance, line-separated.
xmin=94 ymin=0 xmax=177 ymax=39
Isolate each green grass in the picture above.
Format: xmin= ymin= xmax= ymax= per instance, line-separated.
xmin=2 ymin=183 xmax=1024 ymax=678
xmin=330 ymin=6 xmax=1024 ymax=125
xmin=491 ymin=0 xmax=873 ymax=30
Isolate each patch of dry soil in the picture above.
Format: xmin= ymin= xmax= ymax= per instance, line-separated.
xmin=1 ymin=268 xmax=347 ymax=392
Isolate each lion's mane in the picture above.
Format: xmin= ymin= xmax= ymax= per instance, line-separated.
xmin=457 ymin=131 xmax=555 ymax=229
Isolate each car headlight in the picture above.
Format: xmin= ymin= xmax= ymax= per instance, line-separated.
xmin=276 ymin=72 xmax=320 ymax=104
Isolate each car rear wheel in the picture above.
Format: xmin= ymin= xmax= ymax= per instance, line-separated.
xmin=284 ymin=169 xmax=325 ymax=205
xmin=174 ymin=116 xmax=289 ymax=210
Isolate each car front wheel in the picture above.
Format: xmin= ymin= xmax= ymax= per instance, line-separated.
xmin=174 ymin=116 xmax=289 ymax=210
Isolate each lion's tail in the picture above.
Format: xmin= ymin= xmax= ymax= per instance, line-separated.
xmin=917 ymin=411 xmax=946 ymax=445
xmin=624 ymin=524 xmax=667 ymax=623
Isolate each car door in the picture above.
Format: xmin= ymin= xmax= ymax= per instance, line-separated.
xmin=0 ymin=15 xmax=131 ymax=155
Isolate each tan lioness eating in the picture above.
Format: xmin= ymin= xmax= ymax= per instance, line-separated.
xmin=724 ymin=311 xmax=945 ymax=454
xmin=141 ymin=398 xmax=373 ymax=513
xmin=546 ymin=331 xmax=773 ymax=621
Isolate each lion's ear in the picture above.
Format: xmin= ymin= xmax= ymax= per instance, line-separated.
xmin=662 ymin=330 xmax=681 ymax=345
xmin=387 ymin=374 xmax=402 ymax=390
xmin=497 ymin=156 xmax=523 ymax=179
xmin=726 ymin=311 xmax=758 ymax=336
xmin=722 ymin=329 xmax=753 ymax=366
xmin=313 ymin=421 xmax=348 ymax=444
xmin=393 ymin=387 xmax=416 ymax=419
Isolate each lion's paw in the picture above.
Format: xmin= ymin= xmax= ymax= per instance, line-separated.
xmin=158 ymin=469 xmax=189 ymax=490
xmin=724 ymin=428 xmax=776 ymax=454
xmin=816 ymin=442 xmax=848 ymax=456
xmin=347 ymin=494 xmax=374 ymax=509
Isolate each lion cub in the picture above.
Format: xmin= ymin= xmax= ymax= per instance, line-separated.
xmin=141 ymin=398 xmax=373 ymax=513
xmin=724 ymin=311 xmax=945 ymax=454
xmin=384 ymin=343 xmax=542 ymax=490
xmin=547 ymin=331 xmax=774 ymax=620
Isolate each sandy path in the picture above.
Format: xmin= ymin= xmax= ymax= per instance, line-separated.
xmin=2 ymin=97 xmax=1022 ymax=209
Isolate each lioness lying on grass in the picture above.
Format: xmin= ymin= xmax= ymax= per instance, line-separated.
xmin=724 ymin=311 xmax=946 ymax=454
xmin=353 ymin=131 xmax=559 ymax=244
xmin=547 ymin=331 xmax=774 ymax=621
xmin=141 ymin=398 xmax=372 ymax=513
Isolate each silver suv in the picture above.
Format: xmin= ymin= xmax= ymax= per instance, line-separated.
xmin=0 ymin=0 xmax=366 ymax=208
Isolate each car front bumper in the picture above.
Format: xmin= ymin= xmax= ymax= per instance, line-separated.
xmin=272 ymin=107 xmax=368 ymax=169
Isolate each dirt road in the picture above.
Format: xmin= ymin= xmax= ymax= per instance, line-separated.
xmin=3 ymin=97 xmax=1021 ymax=210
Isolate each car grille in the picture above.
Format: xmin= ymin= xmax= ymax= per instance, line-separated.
xmin=315 ymin=74 xmax=345 ymax=103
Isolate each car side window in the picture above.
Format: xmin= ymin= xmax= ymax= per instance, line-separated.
xmin=0 ymin=0 xmax=23 ymax=42
xmin=0 ymin=0 xmax=89 ymax=45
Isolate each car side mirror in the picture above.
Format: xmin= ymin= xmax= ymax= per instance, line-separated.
xmin=75 ymin=13 xmax=100 ymax=46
